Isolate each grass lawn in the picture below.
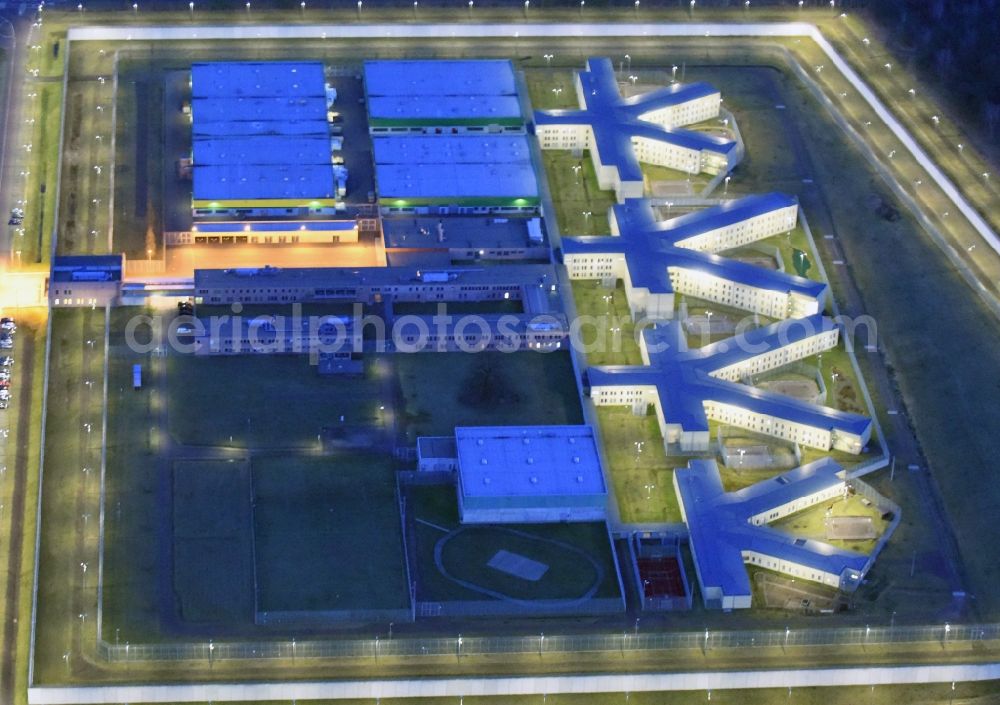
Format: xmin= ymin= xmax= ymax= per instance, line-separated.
xmin=523 ymin=68 xmax=580 ymax=111
xmin=541 ymin=151 xmax=617 ymax=236
xmin=395 ymin=350 xmax=582 ymax=442
xmin=407 ymin=484 xmax=620 ymax=604
xmin=770 ymin=493 xmax=890 ymax=555
xmin=594 ymin=407 xmax=683 ymax=524
xmin=173 ymin=459 xmax=255 ymax=624
xmin=252 ymin=453 xmax=409 ymax=613
xmin=167 ymin=352 xmax=384 ymax=448
xmin=34 ymin=308 xmax=107 ymax=681
xmin=16 ymin=82 xmax=63 ymax=267
xmin=570 ymin=280 xmax=643 ymax=367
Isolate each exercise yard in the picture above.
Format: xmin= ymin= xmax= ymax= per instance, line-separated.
xmin=405 ymin=484 xmax=621 ymax=611
xmin=253 ymin=453 xmax=409 ymax=617
xmin=770 ymin=492 xmax=891 ymax=555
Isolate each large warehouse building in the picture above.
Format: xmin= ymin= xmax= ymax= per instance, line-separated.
xmin=364 ymin=60 xmax=539 ymax=214
xmin=535 ymin=57 xmax=739 ymax=201
xmin=417 ymin=426 xmax=608 ymax=524
xmin=586 ymin=315 xmax=872 ymax=454
xmin=364 ymin=59 xmax=524 ymax=132
xmin=675 ymin=458 xmax=879 ymax=610
xmin=190 ymin=61 xmax=342 ymax=217
xmin=562 ymin=194 xmax=825 ymax=321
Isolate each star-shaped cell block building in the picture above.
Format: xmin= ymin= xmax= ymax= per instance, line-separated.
xmin=675 ymin=457 xmax=884 ymax=610
xmin=586 ymin=314 xmax=872 ymax=454
xmin=534 ymin=57 xmax=739 ymax=201
xmin=562 ymin=194 xmax=828 ymax=321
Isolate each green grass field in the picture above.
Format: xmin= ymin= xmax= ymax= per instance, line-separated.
xmin=770 ymin=493 xmax=890 ymax=555
xmin=594 ymin=407 xmax=683 ymax=524
xmin=407 ymin=484 xmax=620 ymax=604
xmin=541 ymin=151 xmax=617 ymax=236
xmin=570 ymin=280 xmax=644 ymax=367
xmin=524 ymin=68 xmax=580 ymax=111
xmin=396 ymin=351 xmax=583 ymax=442
xmin=252 ymin=453 xmax=409 ymax=613
xmin=34 ymin=308 xmax=107 ymax=681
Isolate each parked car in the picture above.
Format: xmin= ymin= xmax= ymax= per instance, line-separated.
xmin=0 ymin=380 xmax=10 ymax=390
xmin=0 ymin=399 xmax=8 ymax=410
xmin=0 ymin=370 xmax=10 ymax=380
xmin=0 ymin=337 xmax=12 ymax=350
xmin=1 ymin=317 xmax=16 ymax=332
xmin=0 ymin=356 xmax=12 ymax=367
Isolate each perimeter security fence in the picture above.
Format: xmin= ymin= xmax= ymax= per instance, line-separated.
xmin=95 ymin=621 xmax=994 ymax=663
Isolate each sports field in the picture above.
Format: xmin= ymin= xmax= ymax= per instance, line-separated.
xmin=173 ymin=459 xmax=255 ymax=623
xmin=253 ymin=453 xmax=409 ymax=615
xmin=406 ymin=484 xmax=621 ymax=607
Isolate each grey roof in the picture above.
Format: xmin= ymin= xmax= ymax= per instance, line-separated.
xmin=194 ymin=263 xmax=560 ymax=292
xmin=381 ymin=216 xmax=544 ymax=250
xmin=190 ymin=62 xmax=333 ymax=202
xmin=587 ymin=314 xmax=872 ymax=437
xmin=534 ymin=57 xmax=736 ymax=183
xmin=562 ymin=196 xmax=826 ymax=301
xmin=676 ymin=458 xmax=869 ymax=601
xmin=364 ymin=60 xmax=522 ymax=122
xmin=456 ymin=426 xmax=607 ymax=500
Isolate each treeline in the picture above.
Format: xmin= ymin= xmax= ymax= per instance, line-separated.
xmin=866 ymin=0 xmax=1000 ymax=154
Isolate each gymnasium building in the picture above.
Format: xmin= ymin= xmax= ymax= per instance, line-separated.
xmin=417 ymin=425 xmax=608 ymax=524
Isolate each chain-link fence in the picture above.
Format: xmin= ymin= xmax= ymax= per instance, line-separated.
xmin=95 ymin=621 xmax=997 ymax=663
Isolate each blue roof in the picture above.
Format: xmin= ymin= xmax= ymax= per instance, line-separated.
xmin=191 ymin=62 xmax=333 ymax=203
xmin=534 ymin=57 xmax=736 ymax=183
xmin=587 ymin=314 xmax=872 ymax=438
xmin=455 ymin=426 xmax=607 ymax=500
xmin=364 ymin=60 xmax=522 ymax=122
xmin=51 ymin=255 xmax=123 ymax=282
xmin=191 ymin=62 xmax=326 ymax=99
xmin=194 ymin=165 xmax=337 ymax=201
xmin=373 ymin=135 xmax=534 ymax=164
xmin=561 ymin=196 xmax=826 ymax=301
xmin=374 ymin=135 xmax=538 ymax=201
xmin=191 ymin=96 xmax=328 ymax=126
xmin=676 ymin=458 xmax=869 ymax=601
xmin=194 ymin=136 xmax=334 ymax=166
